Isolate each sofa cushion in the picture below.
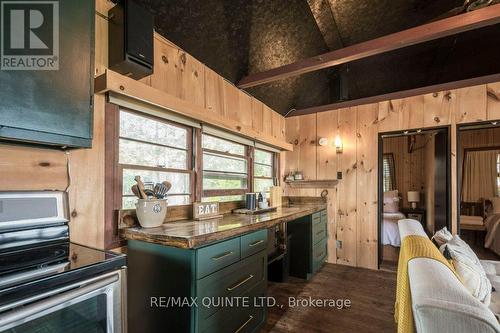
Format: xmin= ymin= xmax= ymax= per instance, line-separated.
xmin=440 ymin=235 xmax=492 ymax=306
xmin=409 ymin=258 xmax=500 ymax=333
xmin=432 ymin=227 xmax=453 ymax=247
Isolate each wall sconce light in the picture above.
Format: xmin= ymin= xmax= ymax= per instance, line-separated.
xmin=334 ymin=134 xmax=343 ymax=154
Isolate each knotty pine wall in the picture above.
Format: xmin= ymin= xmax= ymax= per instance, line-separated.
xmin=0 ymin=0 xmax=286 ymax=250
xmin=284 ymin=82 xmax=500 ymax=270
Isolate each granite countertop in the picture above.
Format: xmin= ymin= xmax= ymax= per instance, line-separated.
xmin=120 ymin=203 xmax=326 ymax=249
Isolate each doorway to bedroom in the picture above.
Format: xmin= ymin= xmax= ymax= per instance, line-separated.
xmin=378 ymin=127 xmax=451 ymax=271
xmin=458 ymin=123 xmax=500 ymax=261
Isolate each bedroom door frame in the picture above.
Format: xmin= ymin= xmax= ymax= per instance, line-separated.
xmin=377 ymin=126 xmax=452 ymax=268
xmin=456 ymin=121 xmax=500 ymax=236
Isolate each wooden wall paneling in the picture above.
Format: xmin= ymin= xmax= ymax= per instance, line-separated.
xmin=324 ymin=188 xmax=337 ymax=264
xmin=292 ymin=114 xmax=317 ymax=197
xmin=316 ymin=110 xmax=338 ymax=264
xmin=223 ymin=80 xmax=240 ymax=123
xmin=451 ymin=121 xmax=458 ymax=235
xmin=271 ymin=110 xmax=282 ymax=139
xmin=0 ymin=145 xmax=68 ymax=191
xmin=262 ymin=104 xmax=273 ymax=136
xmin=251 ymin=98 xmax=263 ymax=133
xmin=238 ymin=91 xmax=253 ymax=127
xmin=149 ymin=36 xmax=180 ymax=96
xmin=377 ymin=99 xmax=403 ymax=132
xmin=179 ymin=52 xmax=205 ymax=108
xmin=336 ymin=107 xmax=357 ymax=266
xmin=423 ymin=90 xmax=455 ymax=127
xmin=94 ymin=0 xmax=114 ymax=75
xmin=455 ymin=85 xmax=487 ymax=124
xmin=356 ymin=104 xmax=379 ymax=269
xmin=316 ymin=110 xmax=338 ymax=180
xmin=204 ymin=68 xmax=226 ymax=117
xmin=68 ymin=93 xmax=106 ymax=249
xmin=401 ymin=95 xmax=424 ymax=129
xmin=487 ymin=82 xmax=500 ymax=120
xmin=284 ymin=117 xmax=300 ymax=177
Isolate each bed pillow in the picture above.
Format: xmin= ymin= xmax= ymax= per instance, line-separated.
xmin=432 ymin=227 xmax=453 ymax=247
xmin=383 ymin=190 xmax=400 ymax=213
xmin=490 ymin=197 xmax=500 ymax=215
xmin=440 ymin=235 xmax=492 ymax=305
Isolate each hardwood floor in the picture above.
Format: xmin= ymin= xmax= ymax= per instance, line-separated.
xmin=461 ymin=230 xmax=500 ymax=260
xmin=262 ymin=264 xmax=397 ymax=333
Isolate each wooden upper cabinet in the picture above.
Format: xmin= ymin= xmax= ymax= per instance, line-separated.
xmin=205 ymin=68 xmax=226 ymax=117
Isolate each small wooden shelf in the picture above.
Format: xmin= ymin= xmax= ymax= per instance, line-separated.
xmin=285 ymin=179 xmax=339 ymax=188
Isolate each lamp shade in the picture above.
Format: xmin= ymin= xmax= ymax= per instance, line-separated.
xmin=407 ymin=191 xmax=420 ymax=203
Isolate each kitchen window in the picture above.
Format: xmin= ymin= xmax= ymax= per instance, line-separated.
xmin=254 ymin=149 xmax=275 ymax=196
xmin=201 ymin=134 xmax=249 ymax=202
xmin=118 ymin=110 xmax=193 ymax=208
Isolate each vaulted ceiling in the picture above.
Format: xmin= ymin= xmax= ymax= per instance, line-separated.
xmin=134 ymin=0 xmax=500 ymax=116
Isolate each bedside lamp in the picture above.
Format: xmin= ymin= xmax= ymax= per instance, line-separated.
xmin=408 ymin=191 xmax=420 ymax=209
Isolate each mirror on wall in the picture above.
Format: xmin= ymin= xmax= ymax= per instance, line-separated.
xmin=378 ymin=128 xmax=450 ymax=270
xmin=458 ymin=124 xmax=500 ymax=261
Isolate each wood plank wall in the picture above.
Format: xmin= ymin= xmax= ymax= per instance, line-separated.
xmin=284 ymin=82 xmax=500 ymax=270
xmin=0 ymin=0 xmax=286 ymax=250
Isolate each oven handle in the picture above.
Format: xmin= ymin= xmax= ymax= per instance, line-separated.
xmin=0 ymin=273 xmax=119 ymax=330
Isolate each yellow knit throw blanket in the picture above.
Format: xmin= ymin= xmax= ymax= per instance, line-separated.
xmin=395 ymin=235 xmax=460 ymax=333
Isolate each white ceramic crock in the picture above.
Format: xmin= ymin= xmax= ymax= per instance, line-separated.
xmin=135 ymin=199 xmax=168 ymax=228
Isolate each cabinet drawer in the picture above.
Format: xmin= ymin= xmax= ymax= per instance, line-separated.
xmin=312 ymin=238 xmax=328 ymax=273
xmin=197 ymin=237 xmax=241 ymax=279
xmin=321 ymin=209 xmax=327 ymax=218
xmin=312 ymin=218 xmax=327 ymax=245
xmin=312 ymin=212 xmax=321 ymax=224
xmin=196 ymin=251 xmax=266 ymax=320
xmin=241 ymin=229 xmax=268 ymax=259
xmin=200 ymin=282 xmax=266 ymax=333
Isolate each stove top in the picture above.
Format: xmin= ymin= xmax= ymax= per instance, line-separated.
xmin=0 ymin=241 xmax=126 ymax=307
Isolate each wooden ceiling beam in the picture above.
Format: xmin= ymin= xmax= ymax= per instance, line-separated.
xmin=288 ymin=73 xmax=500 ymax=117
xmin=237 ymin=4 xmax=500 ymax=89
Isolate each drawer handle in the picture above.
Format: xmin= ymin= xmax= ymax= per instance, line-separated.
xmin=316 ymin=230 xmax=324 ymax=236
xmin=234 ymin=315 xmax=254 ymax=333
xmin=227 ymin=274 xmax=254 ymax=291
xmin=249 ymin=240 xmax=264 ymax=247
xmin=316 ymin=251 xmax=325 ymax=259
xmin=212 ymin=251 xmax=234 ymax=261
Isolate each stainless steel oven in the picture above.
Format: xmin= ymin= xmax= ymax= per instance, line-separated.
xmin=0 ymin=191 xmax=127 ymax=333
xmin=0 ymin=269 xmax=126 ymax=333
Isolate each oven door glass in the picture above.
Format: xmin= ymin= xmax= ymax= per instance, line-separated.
xmin=0 ymin=272 xmax=121 ymax=333
xmin=2 ymin=295 xmax=107 ymax=333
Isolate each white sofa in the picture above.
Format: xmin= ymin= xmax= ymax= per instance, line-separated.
xmin=398 ymin=219 xmax=500 ymax=333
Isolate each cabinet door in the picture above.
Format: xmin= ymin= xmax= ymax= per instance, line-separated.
xmin=0 ymin=1 xmax=94 ymax=147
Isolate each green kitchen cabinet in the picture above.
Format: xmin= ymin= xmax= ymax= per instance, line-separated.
xmin=287 ymin=210 xmax=328 ymax=280
xmin=0 ymin=1 xmax=95 ymax=148
xmin=127 ymin=230 xmax=268 ymax=333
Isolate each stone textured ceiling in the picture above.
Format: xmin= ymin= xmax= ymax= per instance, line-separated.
xmin=133 ymin=0 xmax=500 ymax=115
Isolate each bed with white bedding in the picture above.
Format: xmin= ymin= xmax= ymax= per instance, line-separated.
xmin=382 ymin=212 xmax=406 ymax=246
